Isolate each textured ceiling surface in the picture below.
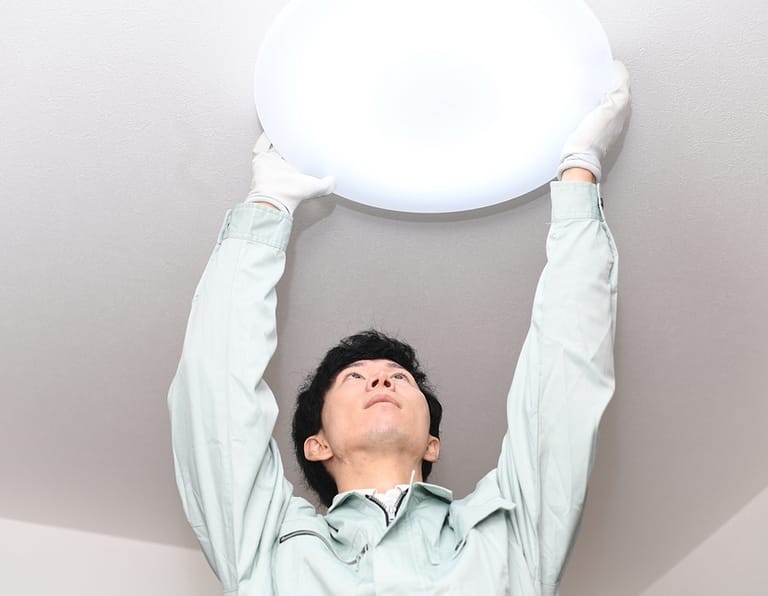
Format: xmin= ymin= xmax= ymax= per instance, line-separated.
xmin=2 ymin=1 xmax=767 ymax=595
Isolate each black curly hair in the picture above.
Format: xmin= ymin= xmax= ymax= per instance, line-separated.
xmin=291 ymin=329 xmax=442 ymax=507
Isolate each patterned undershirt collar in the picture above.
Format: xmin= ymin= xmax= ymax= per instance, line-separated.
xmin=349 ymin=484 xmax=410 ymax=523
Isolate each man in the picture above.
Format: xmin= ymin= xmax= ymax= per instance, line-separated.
xmin=168 ymin=62 xmax=631 ymax=595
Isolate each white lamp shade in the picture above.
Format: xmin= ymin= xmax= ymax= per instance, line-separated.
xmin=255 ymin=0 xmax=614 ymax=213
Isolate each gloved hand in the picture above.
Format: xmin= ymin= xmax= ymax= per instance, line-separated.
xmin=557 ymin=61 xmax=631 ymax=182
xmin=246 ymin=132 xmax=335 ymax=215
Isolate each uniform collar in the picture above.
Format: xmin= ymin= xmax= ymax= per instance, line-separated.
xmin=328 ymin=469 xmax=453 ymax=513
xmin=325 ymin=476 xmax=453 ymax=548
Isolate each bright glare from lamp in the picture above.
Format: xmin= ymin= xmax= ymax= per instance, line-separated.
xmin=255 ymin=0 xmax=614 ymax=213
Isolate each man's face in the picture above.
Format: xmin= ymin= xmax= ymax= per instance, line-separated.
xmin=304 ymin=359 xmax=439 ymax=470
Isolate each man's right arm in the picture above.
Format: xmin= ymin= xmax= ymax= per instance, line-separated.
xmin=168 ymin=203 xmax=294 ymax=594
xmin=168 ymin=133 xmax=335 ymax=594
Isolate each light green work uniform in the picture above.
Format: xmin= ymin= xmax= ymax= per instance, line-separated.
xmin=168 ymin=181 xmax=618 ymax=596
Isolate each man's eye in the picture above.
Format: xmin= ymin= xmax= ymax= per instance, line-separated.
xmin=392 ymin=372 xmax=408 ymax=380
xmin=345 ymin=371 xmax=363 ymax=380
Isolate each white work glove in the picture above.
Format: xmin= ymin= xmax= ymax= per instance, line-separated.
xmin=246 ymin=133 xmax=335 ymax=215
xmin=557 ymin=61 xmax=631 ymax=182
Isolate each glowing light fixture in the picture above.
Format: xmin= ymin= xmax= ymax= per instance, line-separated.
xmin=255 ymin=0 xmax=614 ymax=213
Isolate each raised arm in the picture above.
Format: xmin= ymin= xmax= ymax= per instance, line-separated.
xmin=167 ymin=135 xmax=333 ymax=594
xmin=496 ymin=63 xmax=631 ymax=591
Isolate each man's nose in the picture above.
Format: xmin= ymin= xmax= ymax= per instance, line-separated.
xmin=368 ymin=373 xmax=392 ymax=390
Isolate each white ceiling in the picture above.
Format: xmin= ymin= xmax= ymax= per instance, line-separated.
xmin=2 ymin=1 xmax=767 ymax=595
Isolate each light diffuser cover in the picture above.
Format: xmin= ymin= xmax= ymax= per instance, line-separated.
xmin=255 ymin=0 xmax=614 ymax=212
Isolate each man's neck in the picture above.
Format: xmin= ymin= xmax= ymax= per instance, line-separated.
xmin=329 ymin=454 xmax=422 ymax=494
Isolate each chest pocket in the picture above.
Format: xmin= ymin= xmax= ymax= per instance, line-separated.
xmin=431 ymin=495 xmax=515 ymax=564
xmin=278 ymin=529 xmax=368 ymax=566
xmin=274 ymin=528 xmax=368 ymax=596
xmin=411 ymin=497 xmax=514 ymax=595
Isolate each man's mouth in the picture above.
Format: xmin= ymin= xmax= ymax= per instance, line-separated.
xmin=365 ymin=394 xmax=400 ymax=408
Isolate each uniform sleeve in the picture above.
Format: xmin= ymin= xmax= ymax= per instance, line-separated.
xmin=496 ymin=181 xmax=618 ymax=593
xmin=167 ymin=202 xmax=295 ymax=595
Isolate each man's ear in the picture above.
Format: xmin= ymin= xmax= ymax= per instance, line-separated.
xmin=423 ymin=435 xmax=440 ymax=463
xmin=304 ymin=431 xmax=333 ymax=462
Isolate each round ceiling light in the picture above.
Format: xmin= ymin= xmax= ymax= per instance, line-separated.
xmin=254 ymin=0 xmax=614 ymax=213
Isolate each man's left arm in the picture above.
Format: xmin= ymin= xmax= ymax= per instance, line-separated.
xmin=496 ymin=178 xmax=618 ymax=589
xmin=493 ymin=62 xmax=631 ymax=592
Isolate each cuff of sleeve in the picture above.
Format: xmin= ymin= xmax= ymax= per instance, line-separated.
xmin=217 ymin=202 xmax=293 ymax=251
xmin=549 ymin=181 xmax=603 ymax=222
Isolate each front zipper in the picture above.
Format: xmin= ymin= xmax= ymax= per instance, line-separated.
xmin=364 ymin=494 xmax=391 ymax=526
xmin=278 ymin=530 xmax=368 ymax=565
xmin=365 ymin=488 xmax=410 ymax=526
xmin=393 ymin=488 xmax=408 ymax=518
